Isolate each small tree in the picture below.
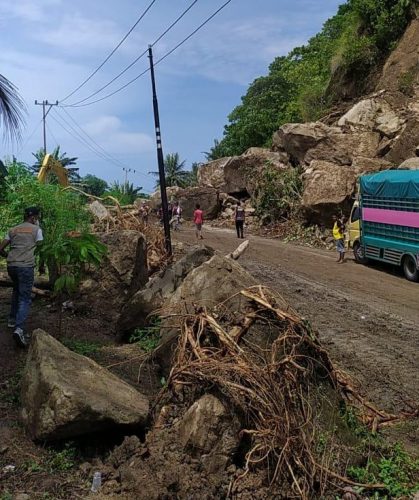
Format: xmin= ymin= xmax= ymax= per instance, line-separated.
xmin=82 ymin=174 xmax=108 ymax=197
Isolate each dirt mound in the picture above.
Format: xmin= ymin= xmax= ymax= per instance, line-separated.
xmin=98 ymin=286 xmax=418 ymax=499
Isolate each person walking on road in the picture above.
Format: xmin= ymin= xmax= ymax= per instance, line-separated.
xmin=171 ymin=202 xmax=182 ymax=231
xmin=0 ymin=207 xmax=43 ymax=347
xmin=332 ymin=214 xmax=345 ymax=264
xmin=235 ymin=201 xmax=245 ymax=239
xmin=193 ymin=204 xmax=204 ymax=241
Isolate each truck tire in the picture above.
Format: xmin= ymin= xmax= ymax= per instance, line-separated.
xmin=402 ymin=255 xmax=419 ymax=282
xmin=353 ymin=242 xmax=368 ymax=264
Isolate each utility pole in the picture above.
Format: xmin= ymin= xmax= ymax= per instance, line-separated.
xmin=123 ymin=167 xmax=131 ymax=184
xmin=34 ymin=100 xmax=59 ymax=154
xmin=148 ymin=45 xmax=172 ymax=256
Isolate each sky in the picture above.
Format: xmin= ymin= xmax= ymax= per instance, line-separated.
xmin=0 ymin=0 xmax=343 ymax=193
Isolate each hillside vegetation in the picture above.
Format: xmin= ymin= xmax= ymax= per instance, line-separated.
xmin=209 ymin=0 xmax=418 ymax=159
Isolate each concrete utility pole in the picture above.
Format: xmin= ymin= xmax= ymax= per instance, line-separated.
xmin=148 ymin=45 xmax=172 ymax=256
xmin=34 ymin=100 xmax=59 ymax=154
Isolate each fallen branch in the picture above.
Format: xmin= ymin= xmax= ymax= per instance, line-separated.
xmin=227 ymin=240 xmax=249 ymax=260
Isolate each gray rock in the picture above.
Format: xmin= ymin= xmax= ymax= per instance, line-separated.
xmin=302 ymin=160 xmax=357 ymax=223
xmin=118 ymin=246 xmax=215 ymax=332
xmin=21 ymin=330 xmax=149 ymax=441
xmin=88 ymin=200 xmax=110 ymax=221
xmin=176 ymin=394 xmax=240 ymax=473
xmin=398 ymin=157 xmax=419 ymax=170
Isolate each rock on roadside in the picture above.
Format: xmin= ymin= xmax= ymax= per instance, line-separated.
xmin=21 ymin=330 xmax=149 ymax=441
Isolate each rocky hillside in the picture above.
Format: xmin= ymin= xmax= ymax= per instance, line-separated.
xmin=193 ymin=10 xmax=419 ymax=226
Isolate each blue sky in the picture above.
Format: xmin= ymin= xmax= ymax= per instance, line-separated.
xmin=1 ymin=0 xmax=343 ymax=192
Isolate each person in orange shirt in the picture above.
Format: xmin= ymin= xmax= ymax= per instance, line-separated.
xmin=193 ymin=204 xmax=204 ymax=241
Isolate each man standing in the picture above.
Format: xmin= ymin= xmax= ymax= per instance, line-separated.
xmin=0 ymin=207 xmax=43 ymax=347
xmin=171 ymin=202 xmax=182 ymax=231
xmin=193 ymin=204 xmax=204 ymax=241
xmin=332 ymin=214 xmax=345 ymax=264
xmin=234 ymin=201 xmax=245 ymax=239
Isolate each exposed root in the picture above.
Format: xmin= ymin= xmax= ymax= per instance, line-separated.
xmin=164 ymin=285 xmax=418 ymax=498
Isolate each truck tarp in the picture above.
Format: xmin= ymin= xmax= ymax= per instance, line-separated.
xmin=360 ymin=170 xmax=419 ymax=198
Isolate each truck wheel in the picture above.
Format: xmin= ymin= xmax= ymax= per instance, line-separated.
xmin=402 ymin=255 xmax=419 ymax=282
xmin=353 ymin=242 xmax=368 ymax=264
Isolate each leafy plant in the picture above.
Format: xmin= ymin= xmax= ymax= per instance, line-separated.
xmin=0 ymin=74 xmax=26 ymax=143
xmin=40 ymin=233 xmax=107 ymax=295
xmin=348 ymin=444 xmax=419 ymax=497
xmin=47 ymin=443 xmax=77 ymax=472
xmin=129 ymin=317 xmax=161 ymax=352
xmin=81 ymin=174 xmax=108 ymax=197
xmin=253 ymin=164 xmax=303 ymax=224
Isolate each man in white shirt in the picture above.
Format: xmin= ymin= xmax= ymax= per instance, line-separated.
xmin=0 ymin=207 xmax=43 ymax=347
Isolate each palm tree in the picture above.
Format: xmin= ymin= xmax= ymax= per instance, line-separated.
xmin=31 ymin=146 xmax=80 ymax=182
xmin=107 ymin=181 xmax=143 ymax=205
xmin=0 ymin=74 xmax=26 ymax=143
xmin=151 ymin=153 xmax=190 ymax=188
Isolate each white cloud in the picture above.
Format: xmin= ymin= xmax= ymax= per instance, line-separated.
xmin=82 ymin=115 xmax=153 ymax=154
xmin=0 ymin=0 xmax=61 ymax=22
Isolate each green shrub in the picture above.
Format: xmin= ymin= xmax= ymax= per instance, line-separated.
xmin=0 ymin=162 xmax=106 ymax=293
xmin=348 ymin=444 xmax=419 ymax=497
xmin=129 ymin=317 xmax=161 ymax=352
xmin=253 ymin=164 xmax=303 ymax=224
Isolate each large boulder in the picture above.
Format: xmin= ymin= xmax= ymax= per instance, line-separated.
xmin=273 ymin=122 xmax=380 ymax=165
xmin=384 ymin=119 xmax=419 ymax=165
xmin=176 ymin=186 xmax=221 ymax=219
xmin=337 ymin=97 xmax=405 ymax=138
xmin=119 ymin=246 xmax=215 ymax=333
xmin=302 ymin=161 xmax=356 ymax=223
xmin=351 ymin=156 xmax=394 ymax=175
xmin=149 ymin=186 xmax=182 ymax=211
xmin=21 ymin=330 xmax=149 ymax=441
xmin=154 ymin=252 xmax=257 ymax=375
xmin=79 ymin=231 xmax=148 ymax=327
xmin=223 ymin=148 xmax=290 ymax=196
xmin=197 ymin=157 xmax=231 ymax=190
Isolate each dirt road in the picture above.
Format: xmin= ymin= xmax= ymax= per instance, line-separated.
xmin=175 ymin=226 xmax=419 ymax=414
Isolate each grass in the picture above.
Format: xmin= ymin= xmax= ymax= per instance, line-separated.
xmin=129 ymin=316 xmax=161 ymax=352
xmin=341 ymin=407 xmax=419 ymax=498
xmin=62 ymin=338 xmax=101 ymax=356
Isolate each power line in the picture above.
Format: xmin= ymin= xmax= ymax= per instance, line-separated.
xmin=62 ymin=0 xmax=233 ymax=109
xmin=65 ymin=0 xmax=199 ymax=107
xmin=50 ymin=108 xmax=151 ymax=180
xmin=59 ymin=0 xmax=158 ymax=103
xmin=16 ymin=119 xmax=43 ymax=156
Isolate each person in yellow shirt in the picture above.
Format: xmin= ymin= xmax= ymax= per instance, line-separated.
xmin=332 ymin=215 xmax=345 ymax=263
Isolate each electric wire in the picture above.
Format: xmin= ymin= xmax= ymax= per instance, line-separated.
xmin=65 ymin=0 xmax=199 ymax=107
xmin=59 ymin=0 xmax=158 ymax=103
xmin=51 ymin=109 xmax=151 ymax=180
xmin=16 ymin=118 xmax=43 ymax=156
xmin=62 ymin=0 xmax=233 ymax=109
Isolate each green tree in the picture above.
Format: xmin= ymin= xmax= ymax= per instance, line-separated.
xmin=107 ymin=181 xmax=143 ymax=205
xmin=0 ymin=74 xmax=26 ymax=143
xmin=81 ymin=174 xmax=108 ymax=197
xmin=31 ymin=146 xmax=80 ymax=182
xmin=152 ymin=153 xmax=190 ymax=188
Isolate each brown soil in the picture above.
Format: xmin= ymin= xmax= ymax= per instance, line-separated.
xmin=0 ymin=284 xmax=160 ymax=499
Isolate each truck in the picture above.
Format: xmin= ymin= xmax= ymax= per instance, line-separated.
xmin=348 ymin=170 xmax=419 ymax=282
